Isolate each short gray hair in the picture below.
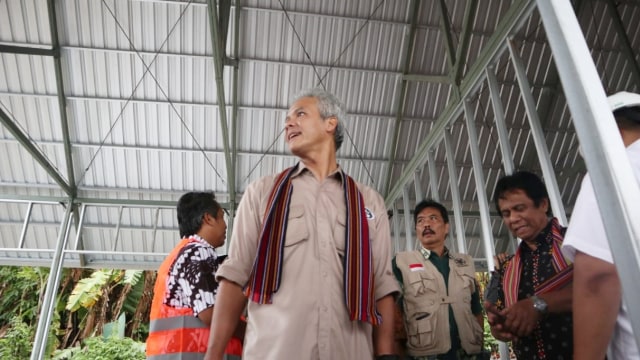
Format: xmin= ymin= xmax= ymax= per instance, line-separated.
xmin=291 ymin=88 xmax=346 ymax=150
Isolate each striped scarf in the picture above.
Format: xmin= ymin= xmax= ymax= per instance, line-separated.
xmin=502 ymin=218 xmax=573 ymax=308
xmin=244 ymin=164 xmax=381 ymax=325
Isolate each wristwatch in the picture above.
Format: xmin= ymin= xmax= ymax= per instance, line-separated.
xmin=530 ymin=295 xmax=548 ymax=315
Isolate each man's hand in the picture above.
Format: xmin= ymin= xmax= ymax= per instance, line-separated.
xmin=493 ymin=253 xmax=509 ymax=270
xmin=502 ymin=298 xmax=540 ymax=337
xmin=484 ymin=301 xmax=515 ymax=342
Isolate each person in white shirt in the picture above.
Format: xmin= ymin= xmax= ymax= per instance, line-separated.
xmin=562 ymin=91 xmax=640 ymax=360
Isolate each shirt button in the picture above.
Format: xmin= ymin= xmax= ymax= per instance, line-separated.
xmin=322 ymin=271 xmax=328 ymax=277
xmin=322 ymin=306 xmax=328 ymax=312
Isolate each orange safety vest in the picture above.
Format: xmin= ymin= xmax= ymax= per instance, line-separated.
xmin=147 ymin=237 xmax=243 ymax=359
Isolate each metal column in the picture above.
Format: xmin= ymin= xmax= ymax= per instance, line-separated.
xmin=443 ymin=129 xmax=467 ymax=253
xmin=486 ymin=66 xmax=519 ymax=253
xmin=392 ymin=204 xmax=402 ymax=253
xmin=31 ymin=204 xmax=73 ymax=360
xmin=486 ymin=66 xmax=515 ymax=175
xmin=427 ymin=150 xmax=440 ymax=202
xmin=414 ymin=170 xmax=424 ymax=202
xmin=111 ymin=205 xmax=124 ymax=252
xmin=507 ymin=39 xmax=567 ymax=225
xmin=537 ymin=0 xmax=640 ymax=349
xmin=403 ymin=186 xmax=414 ymax=251
xmin=18 ymin=202 xmax=34 ymax=249
xmin=463 ymin=100 xmax=496 ymax=271
xmin=73 ymin=204 xmax=87 ymax=267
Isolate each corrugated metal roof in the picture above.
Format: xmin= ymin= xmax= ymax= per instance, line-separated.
xmin=0 ymin=0 xmax=639 ymax=270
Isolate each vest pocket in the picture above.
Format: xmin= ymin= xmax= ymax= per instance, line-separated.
xmin=454 ymin=266 xmax=476 ymax=300
xmin=407 ymin=270 xmax=436 ymax=297
xmin=407 ymin=312 xmax=437 ymax=350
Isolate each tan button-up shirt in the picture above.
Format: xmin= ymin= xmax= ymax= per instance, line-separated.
xmin=217 ymin=164 xmax=399 ymax=359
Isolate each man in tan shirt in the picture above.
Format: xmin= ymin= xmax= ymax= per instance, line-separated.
xmin=205 ymin=88 xmax=399 ymax=360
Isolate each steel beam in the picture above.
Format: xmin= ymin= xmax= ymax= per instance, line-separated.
xmin=463 ymin=100 xmax=495 ymax=270
xmin=443 ymin=128 xmax=466 ymax=254
xmin=508 ymin=39 xmax=567 ymax=225
xmin=427 ymin=150 xmax=440 ymax=201
xmin=73 ymin=204 xmax=87 ymax=267
xmin=151 ymin=207 xmax=160 ymax=253
xmin=437 ymin=0 xmax=457 ymax=71
xmin=402 ymin=186 xmax=414 ymax=251
xmin=0 ymin=108 xmax=73 ymax=195
xmin=414 ymin=169 xmax=424 ymax=202
xmin=207 ymin=0 xmax=235 ymax=221
xmin=0 ymin=44 xmax=56 ymax=56
xmin=18 ymin=202 xmax=34 ymax=249
xmin=47 ymin=0 xmax=77 ymax=197
xmin=486 ymin=66 xmax=515 ymax=175
xmin=537 ymin=0 xmax=640 ymax=348
xmin=383 ymin=0 xmax=420 ymax=197
xmin=31 ymin=203 xmax=73 ymax=360
xmin=385 ymin=0 xmax=536 ymax=207
xmin=227 ymin=0 xmax=241 ymax=242
xmin=453 ymin=0 xmax=478 ymax=85
xmin=112 ymin=206 xmax=124 ymax=252
xmin=402 ymin=73 xmax=452 ymax=83
xmin=392 ymin=205 xmax=402 ymax=253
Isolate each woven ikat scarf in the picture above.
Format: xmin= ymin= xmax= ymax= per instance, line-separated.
xmin=244 ymin=164 xmax=381 ymax=325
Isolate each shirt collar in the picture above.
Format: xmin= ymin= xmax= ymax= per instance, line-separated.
xmin=187 ymin=234 xmax=215 ymax=249
xmin=293 ymin=162 xmax=344 ymax=184
xmin=518 ymin=218 xmax=554 ymax=253
xmin=420 ymin=246 xmax=449 ymax=260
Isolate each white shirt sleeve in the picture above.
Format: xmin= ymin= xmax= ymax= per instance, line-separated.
xmin=562 ymin=174 xmax=614 ymax=264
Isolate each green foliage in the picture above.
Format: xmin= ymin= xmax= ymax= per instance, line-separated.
xmin=51 ymin=336 xmax=146 ymax=360
xmin=483 ymin=315 xmax=499 ymax=352
xmin=0 ymin=317 xmax=34 ymax=359
xmin=122 ymin=270 xmax=141 ymax=286
xmin=0 ymin=266 xmax=46 ymax=326
xmin=0 ymin=266 xmax=151 ymax=357
xmin=66 ymin=270 xmax=117 ymax=312
xmin=121 ymin=272 xmax=145 ymax=316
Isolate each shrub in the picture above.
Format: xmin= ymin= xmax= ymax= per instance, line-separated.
xmin=52 ymin=336 xmax=145 ymax=360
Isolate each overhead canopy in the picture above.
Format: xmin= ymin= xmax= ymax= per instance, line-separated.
xmin=0 ymin=0 xmax=639 ymax=270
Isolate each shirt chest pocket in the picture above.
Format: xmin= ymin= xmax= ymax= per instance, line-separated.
xmin=284 ymin=205 xmax=309 ymax=247
xmin=333 ymin=214 xmax=347 ymax=257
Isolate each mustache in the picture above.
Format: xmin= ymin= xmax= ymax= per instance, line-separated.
xmin=422 ymin=228 xmax=435 ymax=236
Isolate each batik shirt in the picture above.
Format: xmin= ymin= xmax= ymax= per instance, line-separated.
xmin=500 ymin=221 xmax=573 ymax=360
xmin=164 ymin=234 xmax=220 ymax=316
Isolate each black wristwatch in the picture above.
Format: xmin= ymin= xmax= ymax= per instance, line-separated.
xmin=530 ymin=295 xmax=548 ymax=315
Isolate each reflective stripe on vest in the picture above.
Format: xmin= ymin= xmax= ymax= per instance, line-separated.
xmin=149 ymin=315 xmax=208 ymax=332
xmin=147 ymin=352 xmax=207 ymax=360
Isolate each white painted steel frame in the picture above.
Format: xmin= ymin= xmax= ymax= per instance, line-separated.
xmin=392 ymin=204 xmax=402 ymax=254
xmin=403 ymin=186 xmax=414 ymax=251
xmin=507 ymin=39 xmax=567 ymax=225
xmin=463 ymin=100 xmax=496 ymax=271
xmin=485 ymin=66 xmax=515 ymax=175
xmin=443 ymin=129 xmax=466 ymax=254
xmin=536 ymin=0 xmax=640 ymax=349
xmin=414 ymin=170 xmax=424 ymax=202
xmin=427 ymin=150 xmax=440 ymax=202
xmin=31 ymin=204 xmax=73 ymax=360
